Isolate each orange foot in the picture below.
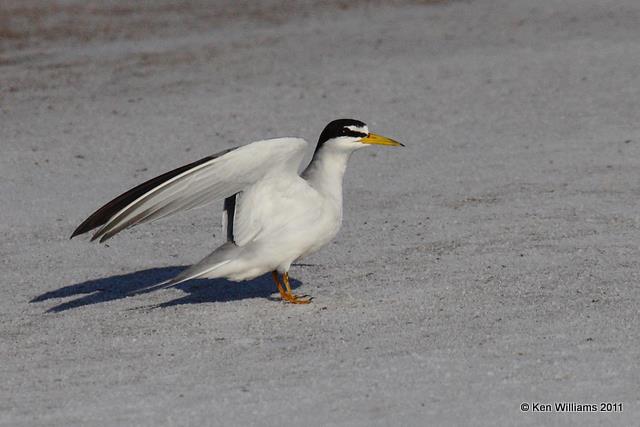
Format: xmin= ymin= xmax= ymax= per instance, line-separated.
xmin=272 ymin=271 xmax=313 ymax=304
xmin=279 ymin=291 xmax=313 ymax=304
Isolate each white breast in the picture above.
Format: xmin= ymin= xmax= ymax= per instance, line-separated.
xmin=228 ymin=173 xmax=342 ymax=272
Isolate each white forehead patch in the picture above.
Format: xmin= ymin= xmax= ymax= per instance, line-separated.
xmin=346 ymin=125 xmax=369 ymax=135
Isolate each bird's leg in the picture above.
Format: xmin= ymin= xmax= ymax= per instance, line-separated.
xmin=272 ymin=271 xmax=312 ymax=304
xmin=282 ymin=272 xmax=312 ymax=304
xmin=282 ymin=272 xmax=294 ymax=294
xmin=272 ymin=271 xmax=288 ymax=300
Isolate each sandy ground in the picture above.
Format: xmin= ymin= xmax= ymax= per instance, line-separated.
xmin=2 ymin=0 xmax=640 ymax=425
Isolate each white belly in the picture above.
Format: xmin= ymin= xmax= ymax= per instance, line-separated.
xmin=223 ymin=173 xmax=342 ymax=280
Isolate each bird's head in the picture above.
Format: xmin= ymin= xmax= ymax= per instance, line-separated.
xmin=315 ymin=119 xmax=403 ymax=155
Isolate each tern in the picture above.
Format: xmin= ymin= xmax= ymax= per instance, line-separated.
xmin=71 ymin=119 xmax=403 ymax=303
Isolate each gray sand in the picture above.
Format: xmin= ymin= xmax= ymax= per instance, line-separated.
xmin=1 ymin=0 xmax=639 ymax=425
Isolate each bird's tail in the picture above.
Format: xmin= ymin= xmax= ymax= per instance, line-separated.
xmin=128 ymin=242 xmax=241 ymax=295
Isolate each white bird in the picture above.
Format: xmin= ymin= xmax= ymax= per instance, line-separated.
xmin=71 ymin=119 xmax=403 ymax=304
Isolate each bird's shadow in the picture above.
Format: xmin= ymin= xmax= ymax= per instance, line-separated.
xmin=31 ymin=266 xmax=303 ymax=313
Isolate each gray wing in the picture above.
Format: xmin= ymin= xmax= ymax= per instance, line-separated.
xmin=72 ymin=138 xmax=308 ymax=242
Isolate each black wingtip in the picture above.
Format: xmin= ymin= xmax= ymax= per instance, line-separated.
xmin=70 ymin=219 xmax=97 ymax=240
xmin=67 ymin=150 xmax=234 ymax=244
xmin=70 ymin=228 xmax=83 ymax=240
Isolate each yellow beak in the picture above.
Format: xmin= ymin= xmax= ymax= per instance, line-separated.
xmin=360 ymin=132 xmax=404 ymax=147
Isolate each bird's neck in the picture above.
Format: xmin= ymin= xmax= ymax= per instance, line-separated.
xmin=302 ymin=145 xmax=356 ymax=203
